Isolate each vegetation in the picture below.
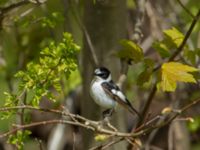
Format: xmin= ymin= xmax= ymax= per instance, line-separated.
xmin=0 ymin=0 xmax=200 ymax=149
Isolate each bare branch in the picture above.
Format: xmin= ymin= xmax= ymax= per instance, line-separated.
xmin=177 ymin=0 xmax=195 ymax=18
xmin=0 ymin=97 xmax=199 ymax=139
xmin=0 ymin=1 xmax=29 ymax=15
xmin=89 ymin=138 xmax=124 ymax=150
xmin=69 ymin=0 xmax=99 ymax=67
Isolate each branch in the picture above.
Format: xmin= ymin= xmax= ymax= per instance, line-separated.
xmin=1 ymin=97 xmax=199 ymax=139
xmin=0 ymin=1 xmax=29 ymax=15
xmin=136 ymin=9 xmax=200 ymax=127
xmin=169 ymin=9 xmax=200 ymax=61
xmin=177 ymin=0 xmax=195 ymax=18
xmin=0 ymin=0 xmax=46 ymax=29
xmin=89 ymin=137 xmax=124 ymax=150
xmin=69 ymin=0 xmax=99 ymax=67
xmin=0 ymin=119 xmax=95 ymax=138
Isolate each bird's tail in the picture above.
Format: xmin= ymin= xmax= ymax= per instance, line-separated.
xmin=125 ymin=99 xmax=141 ymax=119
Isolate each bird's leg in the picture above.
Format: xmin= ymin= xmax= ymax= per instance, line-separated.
xmin=102 ymin=109 xmax=117 ymax=132
xmin=102 ymin=108 xmax=114 ymax=118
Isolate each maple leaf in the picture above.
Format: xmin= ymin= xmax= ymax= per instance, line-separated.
xmin=117 ymin=39 xmax=144 ymax=63
xmin=158 ymin=62 xmax=198 ymax=92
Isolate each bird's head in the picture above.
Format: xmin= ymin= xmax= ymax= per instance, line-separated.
xmin=94 ymin=67 xmax=111 ymax=81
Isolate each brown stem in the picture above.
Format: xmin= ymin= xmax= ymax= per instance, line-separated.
xmin=0 ymin=97 xmax=199 ymax=140
xmin=169 ymin=9 xmax=200 ymax=61
xmin=136 ymin=9 xmax=200 ymax=128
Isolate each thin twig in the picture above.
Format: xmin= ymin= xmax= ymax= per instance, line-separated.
xmin=0 ymin=97 xmax=199 ymax=140
xmin=0 ymin=1 xmax=30 ymax=15
xmin=89 ymin=137 xmax=124 ymax=150
xmin=169 ymin=9 xmax=200 ymax=61
xmin=69 ymin=0 xmax=99 ymax=67
xmin=136 ymin=9 xmax=200 ymax=127
xmin=0 ymin=119 xmax=95 ymax=138
xmin=177 ymin=0 xmax=195 ymax=18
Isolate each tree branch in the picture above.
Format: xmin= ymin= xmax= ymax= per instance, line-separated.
xmin=136 ymin=9 xmax=200 ymax=127
xmin=69 ymin=0 xmax=99 ymax=67
xmin=176 ymin=0 xmax=195 ymax=18
xmin=0 ymin=97 xmax=199 ymax=140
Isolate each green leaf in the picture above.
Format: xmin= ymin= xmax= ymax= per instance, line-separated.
xmin=195 ymin=48 xmax=200 ymax=57
xmin=8 ymin=130 xmax=31 ymax=150
xmin=153 ymin=27 xmax=185 ymax=58
xmin=153 ymin=41 xmax=170 ymax=58
xmin=137 ymin=58 xmax=154 ymax=86
xmin=117 ymin=39 xmax=144 ymax=63
xmin=14 ymin=32 xmax=80 ymax=107
xmin=137 ymin=68 xmax=152 ymax=86
xmin=187 ymin=117 xmax=200 ymax=132
xmin=158 ymin=62 xmax=198 ymax=92
xmin=184 ymin=49 xmax=196 ymax=65
xmin=163 ymin=27 xmax=184 ymax=47
xmin=41 ymin=12 xmax=64 ymax=28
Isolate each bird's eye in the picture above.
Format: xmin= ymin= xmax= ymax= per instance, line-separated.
xmin=99 ymin=73 xmax=108 ymax=79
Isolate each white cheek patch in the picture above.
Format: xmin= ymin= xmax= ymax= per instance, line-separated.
xmin=95 ymin=69 xmax=101 ymax=75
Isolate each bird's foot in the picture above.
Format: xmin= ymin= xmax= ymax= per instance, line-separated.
xmin=104 ymin=118 xmax=117 ymax=132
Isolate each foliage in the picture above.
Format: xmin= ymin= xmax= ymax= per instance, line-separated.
xmin=0 ymin=0 xmax=200 ymax=149
xmin=14 ymin=32 xmax=80 ymax=106
xmin=95 ymin=134 xmax=109 ymax=141
xmin=117 ymin=39 xmax=144 ymax=63
xmin=1 ymin=32 xmax=80 ymax=148
xmin=158 ymin=62 xmax=198 ymax=92
xmin=8 ymin=130 xmax=31 ymax=150
xmin=153 ymin=27 xmax=184 ymax=58
xmin=41 ymin=12 xmax=64 ymax=28
xmin=188 ymin=117 xmax=200 ymax=132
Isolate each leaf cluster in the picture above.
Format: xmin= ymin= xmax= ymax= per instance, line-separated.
xmin=8 ymin=130 xmax=31 ymax=150
xmin=117 ymin=27 xmax=199 ymax=92
xmin=14 ymin=33 xmax=80 ymax=106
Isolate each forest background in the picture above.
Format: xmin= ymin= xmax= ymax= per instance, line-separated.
xmin=0 ymin=0 xmax=200 ymax=150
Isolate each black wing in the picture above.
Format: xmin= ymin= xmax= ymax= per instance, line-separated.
xmin=101 ymin=81 xmax=141 ymax=118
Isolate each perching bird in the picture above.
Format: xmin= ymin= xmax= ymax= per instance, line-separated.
xmin=90 ymin=67 xmax=140 ymax=118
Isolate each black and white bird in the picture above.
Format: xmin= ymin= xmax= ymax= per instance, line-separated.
xmin=90 ymin=67 xmax=140 ymax=118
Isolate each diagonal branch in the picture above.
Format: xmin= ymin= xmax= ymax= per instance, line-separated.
xmin=176 ymin=0 xmax=195 ymax=18
xmin=136 ymin=9 xmax=200 ymax=127
xmin=0 ymin=1 xmax=29 ymax=15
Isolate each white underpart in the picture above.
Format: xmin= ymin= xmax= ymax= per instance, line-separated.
xmin=90 ymin=75 xmax=117 ymax=108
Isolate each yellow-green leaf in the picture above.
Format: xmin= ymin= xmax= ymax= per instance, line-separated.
xmin=153 ymin=41 xmax=170 ymax=58
xmin=158 ymin=62 xmax=198 ymax=92
xmin=164 ymin=27 xmax=184 ymax=47
xmin=94 ymin=134 xmax=109 ymax=141
xmin=117 ymin=39 xmax=144 ymax=63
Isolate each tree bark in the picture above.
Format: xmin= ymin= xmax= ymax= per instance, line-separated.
xmin=81 ymin=0 xmax=127 ymax=149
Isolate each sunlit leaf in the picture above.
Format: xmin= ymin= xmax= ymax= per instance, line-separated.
xmin=164 ymin=27 xmax=184 ymax=47
xmin=158 ymin=62 xmax=198 ymax=92
xmin=153 ymin=27 xmax=185 ymax=58
xmin=187 ymin=117 xmax=200 ymax=132
xmin=161 ymin=107 xmax=172 ymax=114
xmin=8 ymin=130 xmax=31 ymax=150
xmin=117 ymin=39 xmax=144 ymax=63
xmin=95 ymin=134 xmax=109 ymax=141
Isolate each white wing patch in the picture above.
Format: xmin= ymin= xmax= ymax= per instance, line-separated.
xmin=111 ymin=89 xmax=126 ymax=102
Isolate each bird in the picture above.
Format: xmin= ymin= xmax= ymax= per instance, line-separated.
xmin=90 ymin=67 xmax=141 ymax=118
